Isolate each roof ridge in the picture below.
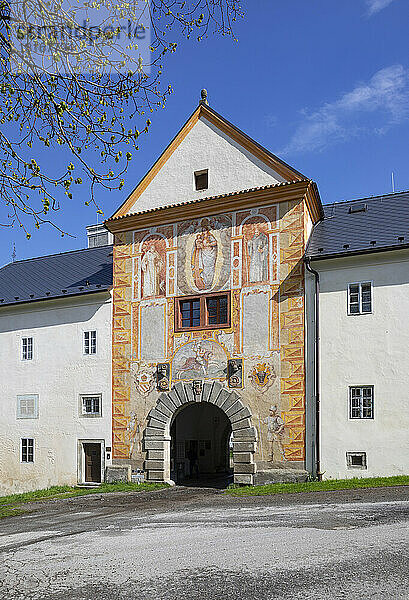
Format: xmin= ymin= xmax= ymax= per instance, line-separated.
xmin=324 ymin=189 xmax=409 ymax=208
xmin=1 ymin=243 xmax=113 ymax=270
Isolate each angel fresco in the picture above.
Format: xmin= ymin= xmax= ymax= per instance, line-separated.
xmin=191 ymin=224 xmax=218 ymax=290
xmin=247 ymin=224 xmax=268 ymax=283
xmin=141 ymin=240 xmax=165 ymax=298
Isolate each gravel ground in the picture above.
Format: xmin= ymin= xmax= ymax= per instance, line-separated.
xmin=0 ymin=486 xmax=408 ymax=599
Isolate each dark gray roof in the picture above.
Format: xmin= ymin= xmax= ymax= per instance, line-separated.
xmin=307 ymin=191 xmax=409 ymax=259
xmin=0 ymin=245 xmax=113 ymax=307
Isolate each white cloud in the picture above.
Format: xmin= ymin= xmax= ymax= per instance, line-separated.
xmin=279 ymin=65 xmax=409 ymax=156
xmin=366 ymin=0 xmax=395 ymax=16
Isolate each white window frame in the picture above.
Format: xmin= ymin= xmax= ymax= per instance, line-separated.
xmin=21 ymin=438 xmax=35 ymax=463
xmin=346 ymin=452 xmax=367 ymax=469
xmin=347 ymin=281 xmax=372 ymax=315
xmin=17 ymin=394 xmax=39 ymax=419
xmin=21 ymin=336 xmax=33 ymax=360
xmin=349 ymin=386 xmax=374 ymax=419
xmin=80 ymin=394 xmax=102 ymax=417
xmin=83 ymin=330 xmax=97 ymax=355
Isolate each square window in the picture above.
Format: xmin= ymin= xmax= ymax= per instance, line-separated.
xmin=348 ymin=282 xmax=372 ymax=315
xmin=194 ymin=169 xmax=208 ymax=191
xmin=21 ymin=438 xmax=34 ymax=463
xmin=21 ymin=337 xmax=33 ymax=360
xmin=17 ymin=395 xmax=39 ymax=419
xmin=349 ymin=386 xmax=374 ymax=419
xmin=346 ymin=452 xmax=367 ymax=469
xmin=84 ymin=331 xmax=97 ymax=355
xmin=81 ymin=395 xmax=102 ymax=416
xmin=175 ymin=293 xmax=230 ymax=331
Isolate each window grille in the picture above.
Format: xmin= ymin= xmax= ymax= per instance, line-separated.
xmin=346 ymin=452 xmax=367 ymax=469
xmin=349 ymin=386 xmax=374 ymax=419
xmin=348 ymin=282 xmax=372 ymax=315
xmin=22 ymin=337 xmax=33 ymax=360
xmin=17 ymin=395 xmax=39 ymax=419
xmin=21 ymin=438 xmax=34 ymax=463
xmin=81 ymin=395 xmax=101 ymax=416
xmin=84 ymin=331 xmax=97 ymax=355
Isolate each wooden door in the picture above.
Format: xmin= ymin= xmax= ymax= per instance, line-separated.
xmin=84 ymin=443 xmax=101 ymax=482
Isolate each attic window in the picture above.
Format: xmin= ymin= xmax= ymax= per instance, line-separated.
xmin=348 ymin=203 xmax=367 ymax=214
xmin=194 ymin=169 xmax=208 ymax=191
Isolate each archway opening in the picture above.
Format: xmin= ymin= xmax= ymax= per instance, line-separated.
xmin=170 ymin=402 xmax=233 ymax=488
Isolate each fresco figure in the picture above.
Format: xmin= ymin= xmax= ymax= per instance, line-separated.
xmin=248 ymin=224 xmax=268 ymax=283
xmin=192 ymin=226 xmax=218 ymax=290
xmin=263 ymin=405 xmax=286 ymax=461
xmin=172 ymin=339 xmax=227 ymax=381
xmin=141 ymin=243 xmax=164 ymax=297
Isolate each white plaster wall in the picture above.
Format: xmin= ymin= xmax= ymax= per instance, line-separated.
xmin=128 ymin=117 xmax=286 ymax=213
xmin=0 ymin=292 xmax=112 ymax=495
xmin=317 ymin=250 xmax=409 ymax=479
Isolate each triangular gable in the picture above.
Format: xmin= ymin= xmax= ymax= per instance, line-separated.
xmin=110 ymin=103 xmax=306 ymax=219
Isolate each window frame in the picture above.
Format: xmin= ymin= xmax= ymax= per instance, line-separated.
xmin=346 ymin=452 xmax=367 ymax=469
xmin=21 ymin=438 xmax=35 ymax=463
xmin=21 ymin=336 xmax=33 ymax=361
xmin=174 ymin=292 xmax=231 ymax=332
xmin=347 ymin=281 xmax=373 ymax=315
xmin=80 ymin=394 xmax=102 ymax=417
xmin=83 ymin=330 xmax=97 ymax=355
xmin=349 ymin=386 xmax=374 ymax=420
xmin=17 ymin=394 xmax=39 ymax=419
xmin=194 ymin=169 xmax=209 ymax=191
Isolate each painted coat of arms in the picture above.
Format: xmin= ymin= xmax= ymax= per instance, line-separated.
xmin=132 ymin=361 xmax=155 ymax=396
xmin=248 ymin=363 xmax=276 ymax=391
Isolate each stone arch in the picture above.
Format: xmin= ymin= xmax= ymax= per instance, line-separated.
xmin=143 ymin=381 xmax=257 ymax=485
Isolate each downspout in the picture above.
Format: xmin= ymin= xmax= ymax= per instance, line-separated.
xmin=305 ymin=257 xmax=322 ymax=480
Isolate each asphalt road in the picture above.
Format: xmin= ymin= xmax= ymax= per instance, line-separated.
xmin=0 ymin=486 xmax=408 ymax=599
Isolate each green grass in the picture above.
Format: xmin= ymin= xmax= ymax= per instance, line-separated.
xmin=225 ymin=475 xmax=409 ymax=496
xmin=0 ymin=482 xmax=170 ymax=518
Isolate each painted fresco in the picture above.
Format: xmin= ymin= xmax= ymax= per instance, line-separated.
xmin=140 ymin=236 xmax=166 ymax=298
xmin=111 ymin=199 xmax=307 ymax=468
xmin=177 ymin=215 xmax=231 ymax=294
xmin=172 ymin=340 xmax=227 ymax=381
xmin=243 ymin=218 xmax=269 ymax=285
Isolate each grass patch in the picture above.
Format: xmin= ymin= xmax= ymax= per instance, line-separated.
xmin=0 ymin=482 xmax=170 ymax=518
xmin=226 ymin=475 xmax=409 ymax=496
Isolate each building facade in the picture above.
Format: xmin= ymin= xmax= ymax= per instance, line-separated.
xmin=105 ymin=102 xmax=322 ymax=485
xmin=1 ymin=99 xmax=408 ymax=495
xmin=0 ymin=245 xmax=113 ymax=495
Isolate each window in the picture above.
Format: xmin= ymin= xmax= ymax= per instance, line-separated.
xmin=194 ymin=169 xmax=208 ymax=191
xmin=348 ymin=282 xmax=372 ymax=315
xmin=21 ymin=438 xmax=34 ymax=463
xmin=84 ymin=331 xmax=97 ymax=355
xmin=346 ymin=452 xmax=367 ymax=469
xmin=21 ymin=337 xmax=33 ymax=360
xmin=81 ymin=395 xmax=102 ymax=416
xmin=175 ymin=293 xmax=230 ymax=331
xmin=349 ymin=386 xmax=374 ymax=419
xmin=17 ymin=395 xmax=39 ymax=419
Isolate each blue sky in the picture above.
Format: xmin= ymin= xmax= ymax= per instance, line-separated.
xmin=1 ymin=0 xmax=408 ymax=265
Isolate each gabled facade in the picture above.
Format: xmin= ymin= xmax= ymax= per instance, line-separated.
xmin=106 ymin=101 xmax=322 ymax=484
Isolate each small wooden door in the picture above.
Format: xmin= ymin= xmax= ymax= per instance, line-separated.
xmin=84 ymin=443 xmax=101 ymax=482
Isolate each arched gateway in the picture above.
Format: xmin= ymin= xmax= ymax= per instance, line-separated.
xmin=143 ymin=381 xmax=257 ymax=485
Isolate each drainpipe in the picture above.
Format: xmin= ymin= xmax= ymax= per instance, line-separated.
xmin=305 ymin=257 xmax=322 ymax=481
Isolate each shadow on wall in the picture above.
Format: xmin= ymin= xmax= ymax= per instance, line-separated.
xmin=0 ymin=293 xmax=110 ymax=333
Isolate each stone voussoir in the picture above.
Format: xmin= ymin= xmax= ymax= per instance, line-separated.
xmin=233 ymin=452 xmax=253 ymax=463
xmin=233 ymin=463 xmax=256 ymax=474
xmin=215 ymin=389 xmax=231 ymax=408
xmin=234 ymin=473 xmax=254 ymax=485
xmin=143 ymin=439 xmax=166 ymax=451
xmin=144 ymin=459 xmax=165 ymax=470
xmin=231 ymin=417 xmax=252 ymax=431
xmin=229 ymin=406 xmax=252 ymax=423
xmin=174 ymin=382 xmax=188 ymax=404
xmin=147 ymin=418 xmax=166 ymax=430
xmin=148 ymin=408 xmax=168 ymax=423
